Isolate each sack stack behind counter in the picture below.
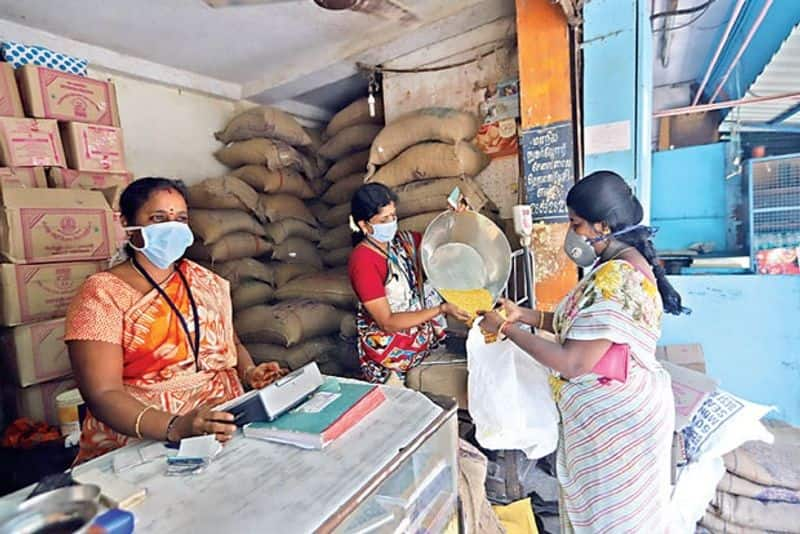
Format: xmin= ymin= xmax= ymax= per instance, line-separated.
xmin=199 ymin=106 xmax=347 ymax=377
xmin=0 ymin=63 xmax=125 ymax=432
xmin=235 ymin=97 xmax=385 ymax=379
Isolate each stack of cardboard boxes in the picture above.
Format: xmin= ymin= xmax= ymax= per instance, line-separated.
xmin=0 ymin=59 xmax=129 ymax=429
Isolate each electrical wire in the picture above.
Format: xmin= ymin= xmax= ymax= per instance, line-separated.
xmin=653 ymin=1 xmax=714 ymax=32
xmin=651 ymin=0 xmax=717 ymax=20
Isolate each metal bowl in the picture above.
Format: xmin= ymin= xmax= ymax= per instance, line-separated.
xmin=421 ymin=210 xmax=512 ymax=301
xmin=0 ymin=500 xmax=98 ymax=534
xmin=18 ymin=485 xmax=100 ymax=513
xmin=0 ymin=485 xmax=102 ymax=534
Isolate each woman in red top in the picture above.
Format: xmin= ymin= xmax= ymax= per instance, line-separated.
xmin=348 ymin=183 xmax=470 ymax=385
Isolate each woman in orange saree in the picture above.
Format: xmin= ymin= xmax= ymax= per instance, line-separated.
xmin=65 ymin=177 xmax=283 ymax=464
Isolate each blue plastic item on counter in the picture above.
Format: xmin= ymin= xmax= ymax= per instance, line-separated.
xmin=90 ymin=508 xmax=135 ymax=534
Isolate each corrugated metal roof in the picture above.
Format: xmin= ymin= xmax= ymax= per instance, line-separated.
xmin=722 ymin=23 xmax=800 ymax=129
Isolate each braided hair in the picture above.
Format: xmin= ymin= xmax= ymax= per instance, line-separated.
xmin=566 ymin=170 xmax=688 ymax=315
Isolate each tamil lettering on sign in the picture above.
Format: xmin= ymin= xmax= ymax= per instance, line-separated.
xmin=521 ymin=121 xmax=574 ymax=220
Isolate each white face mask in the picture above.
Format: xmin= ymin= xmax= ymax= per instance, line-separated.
xmin=125 ymin=221 xmax=194 ymax=269
xmin=370 ymin=220 xmax=398 ymax=243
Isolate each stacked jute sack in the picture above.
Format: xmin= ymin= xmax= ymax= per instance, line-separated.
xmin=301 ymin=96 xmax=386 ymax=366
xmin=206 ymin=104 xmax=368 ymax=377
xmin=700 ymin=419 xmax=800 ymax=534
xmin=364 ymin=107 xmax=496 ymax=232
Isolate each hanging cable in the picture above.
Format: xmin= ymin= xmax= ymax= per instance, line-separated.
xmin=653 ymin=1 xmax=714 ymax=32
xmin=651 ymin=0 xmax=717 ymax=20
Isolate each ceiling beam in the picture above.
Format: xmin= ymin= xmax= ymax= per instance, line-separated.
xmin=272 ymin=99 xmax=333 ymax=125
xmin=767 ymin=101 xmax=800 ymax=124
xmin=241 ymin=0 xmax=516 ymax=103
xmin=0 ymin=19 xmax=242 ymax=100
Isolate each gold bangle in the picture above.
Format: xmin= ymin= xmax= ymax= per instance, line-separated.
xmin=135 ymin=405 xmax=156 ymax=439
xmin=538 ymin=311 xmax=545 ymax=330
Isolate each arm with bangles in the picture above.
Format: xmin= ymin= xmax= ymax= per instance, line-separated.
xmin=494 ymin=298 xmax=556 ymax=333
xmin=68 ymin=340 xmax=235 ymax=443
xmin=478 ymin=309 xmax=610 ymax=379
xmin=362 ymin=297 xmax=467 ymax=334
xmin=234 ymin=334 xmax=286 ymax=390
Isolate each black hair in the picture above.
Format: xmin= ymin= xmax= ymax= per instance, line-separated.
xmin=119 ymin=177 xmax=189 ymax=224
xmin=350 ymin=183 xmax=397 ymax=246
xmin=566 ymin=170 xmax=688 ymax=315
xmin=119 ymin=177 xmax=189 ymax=256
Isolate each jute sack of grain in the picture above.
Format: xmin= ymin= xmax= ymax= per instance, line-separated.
xmin=274 ymin=271 xmax=357 ymax=309
xmin=322 ymin=247 xmax=352 ymax=268
xmin=272 ymin=237 xmax=323 ymax=269
xmin=325 ymin=97 xmax=384 ymax=139
xmin=318 ymin=202 xmax=350 ymax=229
xmin=321 ymin=173 xmax=364 ymax=205
xmin=324 ymin=150 xmax=369 ymax=183
xmin=215 ymin=139 xmax=317 ymax=179
xmin=190 ymin=209 xmax=266 ymax=245
xmin=259 ymin=194 xmax=318 ymax=226
xmin=340 ymin=313 xmax=358 ymax=338
xmin=273 ymin=262 xmax=321 ymax=288
xmin=398 ymin=211 xmax=440 ymax=234
xmin=304 ymin=127 xmax=324 ymax=153
xmin=394 ymin=177 xmax=490 ymax=219
xmin=307 ymin=200 xmax=328 ymax=222
xmin=187 ymin=176 xmax=263 ymax=222
xmin=406 ymin=350 xmax=468 ymax=409
xmin=367 ymin=108 xmax=480 ymax=169
xmin=247 ymin=337 xmax=339 ymax=370
xmin=186 ymin=232 xmax=272 ymax=263
xmin=235 ymin=299 xmax=345 ymax=347
xmin=320 ymin=224 xmax=352 ymax=250
xmin=211 ymin=258 xmax=274 ymax=287
xmin=367 ymin=142 xmax=489 ymax=188
xmin=264 ymin=219 xmax=321 ymax=244
xmin=231 ymin=281 xmax=275 ymax=311
xmin=214 ymin=106 xmax=312 ymax=147
xmin=319 ymin=124 xmax=382 ymax=161
xmin=231 ymin=166 xmax=315 ymax=199
xmin=308 ymin=176 xmax=331 ymax=197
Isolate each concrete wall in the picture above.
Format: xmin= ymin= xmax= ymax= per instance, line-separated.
xmin=90 ymin=68 xmax=243 ymax=186
xmin=662 ymin=275 xmax=800 ymax=425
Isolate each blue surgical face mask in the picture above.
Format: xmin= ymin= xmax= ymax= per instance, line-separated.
xmin=370 ymin=220 xmax=398 ymax=243
xmin=125 ymin=221 xmax=194 ymax=269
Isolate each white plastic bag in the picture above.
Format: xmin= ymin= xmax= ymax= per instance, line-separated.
xmin=466 ymin=322 xmax=559 ymax=459
xmin=669 ymin=455 xmax=725 ymax=534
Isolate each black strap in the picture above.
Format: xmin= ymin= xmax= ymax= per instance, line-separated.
xmin=131 ymin=257 xmax=201 ymax=369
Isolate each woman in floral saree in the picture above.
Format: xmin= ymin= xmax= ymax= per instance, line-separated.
xmin=66 ymin=178 xmax=285 ymax=464
xmin=480 ymin=171 xmax=689 ymax=533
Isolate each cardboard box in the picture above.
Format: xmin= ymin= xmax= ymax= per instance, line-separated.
xmin=0 ymin=117 xmax=66 ymax=167
xmin=0 ymin=167 xmax=47 ymax=189
xmin=112 ymin=212 xmax=126 ymax=250
xmin=0 ymin=261 xmax=105 ymax=326
xmin=3 ymin=376 xmax=77 ymax=425
xmin=60 ymin=122 xmax=126 ymax=173
xmin=661 ymin=361 xmax=718 ymax=430
xmin=47 ymin=168 xmax=132 ymax=190
xmin=1 ymin=318 xmax=70 ymax=387
xmin=16 ymin=65 xmax=120 ymax=126
xmin=656 ymin=344 xmax=706 ymax=374
xmin=0 ymin=62 xmax=24 ymax=117
xmin=0 ymin=188 xmax=115 ymax=263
